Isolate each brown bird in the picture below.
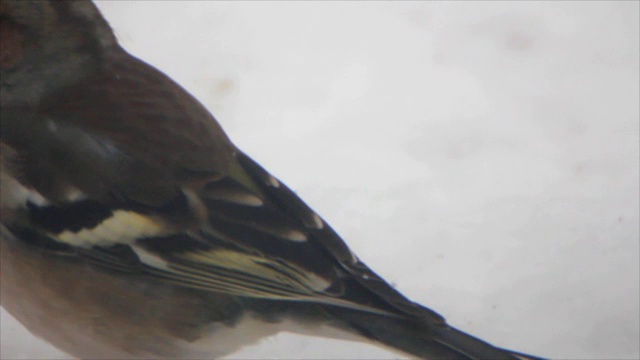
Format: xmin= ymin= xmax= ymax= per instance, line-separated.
xmin=0 ymin=1 xmax=546 ymax=359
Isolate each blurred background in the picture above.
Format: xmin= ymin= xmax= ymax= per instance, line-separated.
xmin=2 ymin=1 xmax=638 ymax=359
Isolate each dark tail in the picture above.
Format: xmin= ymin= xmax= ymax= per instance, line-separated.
xmin=329 ymin=308 xmax=547 ymax=360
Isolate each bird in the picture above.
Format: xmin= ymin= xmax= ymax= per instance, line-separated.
xmin=0 ymin=1 xmax=546 ymax=359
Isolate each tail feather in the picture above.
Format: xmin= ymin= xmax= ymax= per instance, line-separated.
xmin=328 ymin=308 xmax=546 ymax=360
xmin=432 ymin=326 xmax=547 ymax=360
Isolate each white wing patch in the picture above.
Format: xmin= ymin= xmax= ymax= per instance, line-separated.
xmin=267 ymin=175 xmax=280 ymax=188
xmin=0 ymin=172 xmax=49 ymax=210
xmin=311 ymin=212 xmax=324 ymax=229
xmin=54 ymin=210 xmax=169 ymax=247
xmin=131 ymin=245 xmax=171 ymax=270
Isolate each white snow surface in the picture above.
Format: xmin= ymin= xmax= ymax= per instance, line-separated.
xmin=1 ymin=2 xmax=638 ymax=359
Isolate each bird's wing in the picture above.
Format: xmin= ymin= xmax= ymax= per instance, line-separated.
xmin=1 ymin=50 xmax=438 ymax=322
xmin=1 ymin=47 xmax=545 ymax=360
xmin=4 ymin=142 xmax=435 ymax=319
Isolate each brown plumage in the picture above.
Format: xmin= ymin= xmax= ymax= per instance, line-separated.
xmin=0 ymin=1 xmax=546 ymax=359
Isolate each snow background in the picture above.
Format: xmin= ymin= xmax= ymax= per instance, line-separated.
xmin=1 ymin=1 xmax=638 ymax=359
